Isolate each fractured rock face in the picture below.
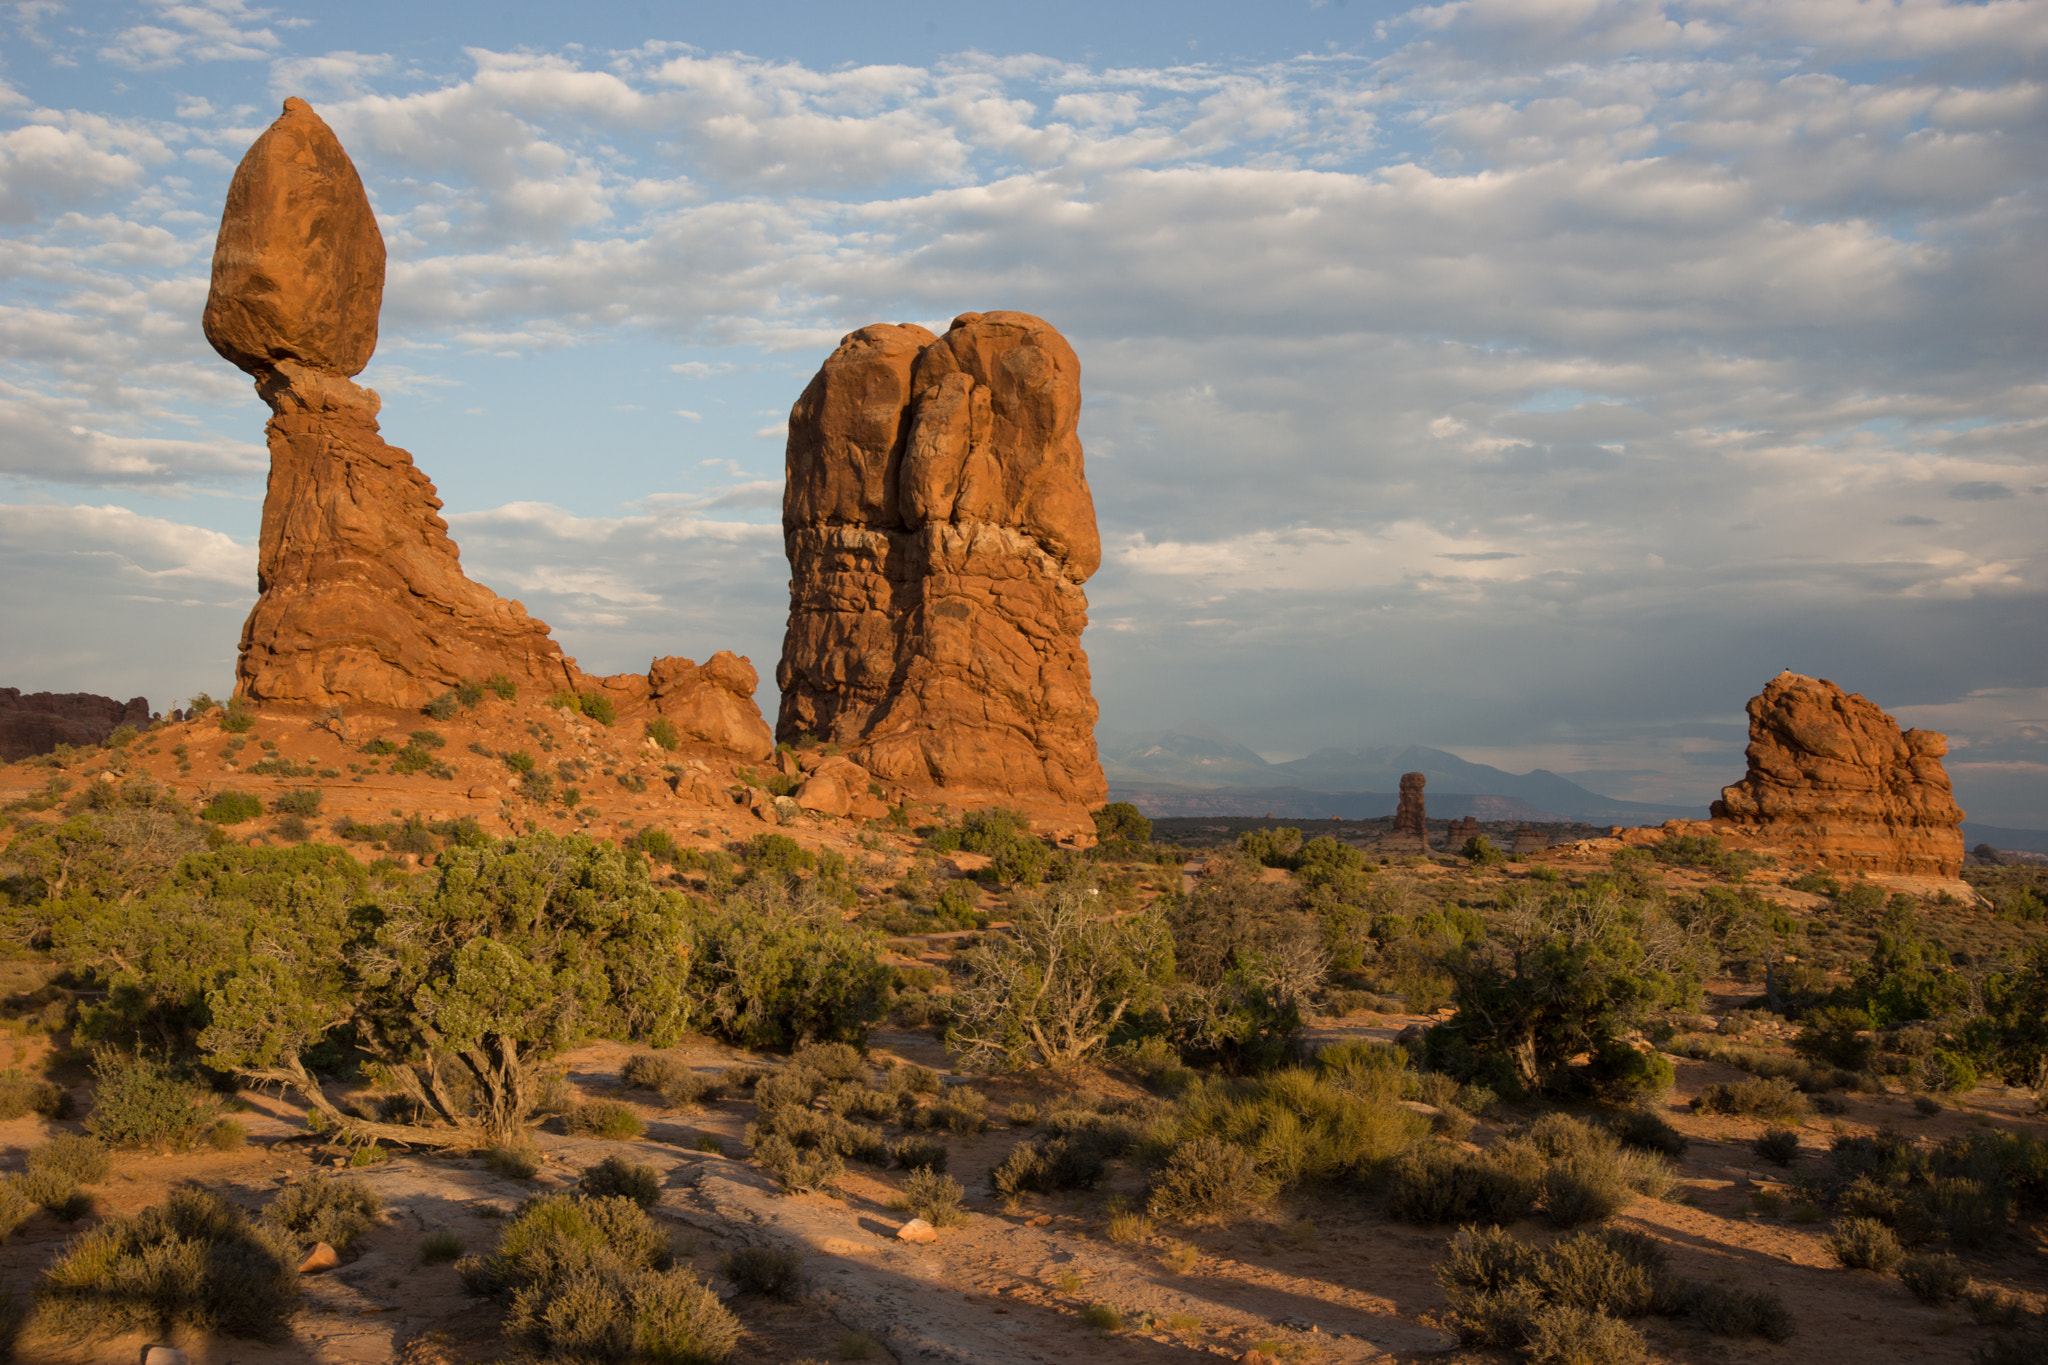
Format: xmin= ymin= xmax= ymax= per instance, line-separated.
xmin=777 ymin=311 xmax=1106 ymax=824
xmin=0 ymin=689 xmax=150 ymax=762
xmin=204 ymin=99 xmax=771 ymax=756
xmin=1710 ymin=671 xmax=1965 ymax=878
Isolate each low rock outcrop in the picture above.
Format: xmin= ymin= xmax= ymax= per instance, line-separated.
xmin=0 ymin=689 xmax=149 ymax=761
xmin=204 ymin=99 xmax=770 ymax=757
xmin=1710 ymin=671 xmax=1965 ymax=877
xmin=776 ymin=311 xmax=1107 ymax=826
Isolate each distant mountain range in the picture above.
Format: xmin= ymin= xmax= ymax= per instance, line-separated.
xmin=1100 ymin=727 xmax=1704 ymax=824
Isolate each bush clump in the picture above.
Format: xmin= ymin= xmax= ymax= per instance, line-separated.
xmin=462 ymin=1193 xmax=738 ymax=1365
xmin=581 ymin=1156 xmax=662 ymax=1209
xmin=569 ymin=1100 xmax=645 ymax=1140
xmin=1610 ymin=1109 xmax=1688 ymax=1158
xmin=1827 ymin=1217 xmax=1905 ymax=1271
xmin=1752 ymin=1128 xmax=1802 ymax=1167
xmin=990 ymin=1135 xmax=1109 ymax=1204
xmin=1682 ymin=1282 xmax=1796 ymax=1341
xmin=620 ymin=1054 xmax=691 ymax=1093
xmin=896 ymin=1167 xmax=968 ymax=1227
xmin=1693 ymin=1076 xmax=1807 ymax=1123
xmin=263 ymin=1174 xmax=381 ymax=1256
xmin=721 ymin=1244 xmax=803 ymax=1298
xmin=1146 ymin=1136 xmax=1271 ymax=1224
xmin=27 ymin=1135 xmax=110 ymax=1186
xmin=1388 ymin=1142 xmax=1544 ymax=1226
xmin=32 ymin=1187 xmax=299 ymax=1342
xmin=0 ymin=1069 xmax=68 ymax=1120
xmin=201 ymin=790 xmax=264 ymax=824
xmin=890 ymin=1135 xmax=948 ymax=1174
xmin=85 ymin=1054 xmax=219 ymax=1148
xmin=1898 ymin=1251 xmax=1969 ymax=1304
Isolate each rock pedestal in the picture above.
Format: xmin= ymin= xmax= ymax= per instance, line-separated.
xmin=776 ymin=311 xmax=1107 ymax=826
xmin=204 ymin=99 xmax=771 ymax=757
xmin=1393 ymin=772 xmax=1428 ymax=837
xmin=1710 ymin=671 xmax=1965 ymax=877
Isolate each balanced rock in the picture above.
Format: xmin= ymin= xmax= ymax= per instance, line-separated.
xmin=1710 ymin=672 xmax=1965 ymax=878
xmin=204 ymin=100 xmax=771 ymax=757
xmin=0 ymin=689 xmax=149 ymax=761
xmin=777 ymin=311 xmax=1107 ymax=826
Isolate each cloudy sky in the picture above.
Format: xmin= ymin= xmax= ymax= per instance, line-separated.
xmin=2 ymin=0 xmax=2044 ymax=824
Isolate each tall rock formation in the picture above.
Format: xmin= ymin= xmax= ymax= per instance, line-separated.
xmin=777 ymin=312 xmax=1106 ymax=825
xmin=204 ymin=99 xmax=769 ymax=756
xmin=1710 ymin=672 xmax=1965 ymax=878
xmin=1393 ymin=772 xmax=1428 ymax=838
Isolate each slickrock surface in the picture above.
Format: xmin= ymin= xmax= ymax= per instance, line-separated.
xmin=0 ymin=689 xmax=149 ymax=762
xmin=204 ymin=99 xmax=770 ymax=757
xmin=1710 ymin=671 xmax=1965 ymax=878
xmin=777 ymin=311 xmax=1107 ymax=829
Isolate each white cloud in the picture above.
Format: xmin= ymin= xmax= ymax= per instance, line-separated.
xmin=100 ymin=0 xmax=283 ymax=70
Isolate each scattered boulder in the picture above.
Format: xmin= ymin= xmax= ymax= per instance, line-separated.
xmin=0 ymin=688 xmax=149 ymax=761
xmin=1710 ymin=671 xmax=1966 ymax=877
xmin=895 ymin=1217 xmax=938 ymax=1244
xmin=777 ymin=312 xmax=1107 ymax=829
xmin=297 ymin=1240 xmax=341 ymax=1273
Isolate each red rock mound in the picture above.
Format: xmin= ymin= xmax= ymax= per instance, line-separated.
xmin=0 ymin=690 xmax=150 ymax=762
xmin=777 ymin=311 xmax=1106 ymax=826
xmin=1710 ymin=671 xmax=1965 ymax=877
xmin=205 ymin=99 xmax=770 ymax=758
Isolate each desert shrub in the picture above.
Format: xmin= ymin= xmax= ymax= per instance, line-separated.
xmin=263 ymin=1174 xmax=381 ymax=1255
xmin=1146 ymin=1136 xmax=1271 ymax=1223
xmin=1683 ymin=1282 xmax=1795 ymax=1341
xmin=1969 ymin=1288 xmax=2027 ymax=1327
xmin=27 ymin=1135 xmax=110 ymax=1185
xmin=485 ymin=1144 xmax=541 ymax=1180
xmin=890 ymin=1135 xmax=948 ymax=1173
xmin=85 ymin=1054 xmax=218 ymax=1148
xmin=688 ymin=908 xmax=893 ymax=1051
xmin=1611 ymin=1109 xmax=1688 ymax=1158
xmin=0 ymin=1069 xmax=67 ymax=1120
xmin=825 ymin=1085 xmax=897 ymax=1122
xmin=32 ymin=1186 xmax=298 ymax=1341
xmin=721 ymin=1244 xmax=803 ymax=1298
xmin=460 ymin=1193 xmax=672 ymax=1296
xmin=1154 ymin=1068 xmax=1429 ymax=1195
xmin=1827 ymin=1216 xmax=1904 ymax=1271
xmin=1388 ymin=1142 xmax=1544 ymax=1225
xmin=883 ymin=1063 xmax=943 ymax=1098
xmin=990 ymin=1135 xmax=1108 ymax=1202
xmin=646 ymin=718 xmax=681 ymax=751
xmin=754 ymin=1066 xmax=821 ymax=1113
xmin=0 ymin=1179 xmax=33 ymax=1241
xmin=752 ymin=1134 xmax=844 ymax=1193
xmin=620 ymin=1053 xmax=690 ymax=1092
xmin=349 ymin=1143 xmax=390 ymax=1167
xmin=1899 ymin=1251 xmax=1969 ymax=1304
xmin=1536 ymin=1228 xmax=1675 ymax=1318
xmin=272 ymin=787 xmax=323 ymax=817
xmin=1081 ymin=1301 xmax=1124 ymax=1334
xmin=581 ymin=1156 xmax=662 ymax=1209
xmin=790 ymin=1041 xmax=868 ymax=1083
xmin=897 ymin=1167 xmax=967 ymax=1227
xmin=569 ymin=1100 xmax=645 ymax=1140
xmin=1692 ymin=1076 xmax=1807 ymax=1123
xmin=1921 ymin=1175 xmax=2011 ymax=1249
xmin=1315 ymin=1039 xmax=1413 ymax=1098
xmin=660 ymin=1070 xmax=728 ymax=1111
xmin=1752 ymin=1128 xmax=1802 ymax=1167
xmin=21 ymin=1168 xmax=90 ymax=1220
xmin=1914 ymin=1094 xmax=1945 ymax=1117
xmin=201 ymin=790 xmax=264 ymax=824
xmin=1527 ymin=1114 xmax=1613 ymax=1162
xmin=420 ymin=1228 xmax=464 ymax=1264
xmin=1524 ymin=1304 xmax=1647 ymax=1365
xmin=1919 ymin=1049 xmax=1979 ymax=1094
xmin=915 ymin=1088 xmax=991 ymax=1136
xmin=1544 ymin=1154 xmax=1635 ymax=1228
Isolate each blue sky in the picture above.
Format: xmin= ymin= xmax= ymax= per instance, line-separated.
xmin=2 ymin=0 xmax=2046 ymax=823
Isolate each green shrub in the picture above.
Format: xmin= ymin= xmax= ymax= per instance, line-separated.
xmin=1827 ymin=1217 xmax=1904 ymax=1271
xmin=1081 ymin=1301 xmax=1124 ymax=1334
xmin=1543 ymin=1154 xmax=1635 ymax=1228
xmin=660 ymin=1072 xmax=729 ymax=1111
xmin=1683 ymin=1282 xmax=1795 ymax=1341
xmin=1388 ymin=1142 xmax=1544 ymax=1226
xmin=621 ymin=1053 xmax=690 ymax=1092
xmin=1752 ymin=1128 xmax=1802 ymax=1167
xmin=201 ymin=790 xmax=264 ymax=824
xmin=891 ymin=1135 xmax=948 ymax=1174
xmin=1146 ymin=1136 xmax=1271 ymax=1224
xmin=790 ymin=1041 xmax=868 ymax=1083
xmin=1899 ymin=1251 xmax=1969 ymax=1304
xmin=85 ymin=1054 xmax=219 ymax=1148
xmin=569 ymin=1100 xmax=645 ymax=1140
xmin=0 ymin=1178 xmax=34 ymax=1241
xmin=1693 ymin=1076 xmax=1807 ymax=1123
xmin=485 ymin=1144 xmax=541 ymax=1181
xmin=0 ymin=1069 xmax=67 ymax=1120
xmin=420 ymin=1228 xmax=464 ymax=1264
xmin=218 ymin=700 xmax=256 ymax=734
xmin=897 ymin=1167 xmax=967 ymax=1227
xmin=1920 ymin=1049 xmax=1979 ymax=1094
xmin=349 ymin=1143 xmax=390 ymax=1167
xmin=1535 ymin=1228 xmax=1674 ymax=1318
xmin=206 ymin=1119 xmax=248 ymax=1151
xmin=263 ymin=1174 xmax=380 ymax=1255
xmin=21 ymin=1168 xmax=90 ymax=1220
xmin=990 ymin=1136 xmax=1107 ymax=1202
xmin=32 ymin=1187 xmax=298 ymax=1341
xmin=722 ymin=1244 xmax=803 ymax=1298
xmin=582 ymin=1156 xmax=662 ymax=1209
xmin=1611 ymin=1109 xmax=1688 ymax=1158
xmin=27 ymin=1135 xmax=109 ymax=1185
xmin=1524 ymin=1303 xmax=1648 ymax=1365
xmin=647 ymin=718 xmax=681 ymax=751
xmin=752 ymin=1134 xmax=844 ymax=1194
xmin=272 ymin=787 xmax=323 ymax=817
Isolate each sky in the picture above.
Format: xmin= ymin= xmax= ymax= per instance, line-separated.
xmin=1 ymin=0 xmax=2045 ymax=824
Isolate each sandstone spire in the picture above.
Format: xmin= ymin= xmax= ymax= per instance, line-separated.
xmin=777 ymin=311 xmax=1107 ymax=826
xmin=1710 ymin=671 xmax=1965 ymax=878
xmin=203 ymin=100 xmax=771 ymax=755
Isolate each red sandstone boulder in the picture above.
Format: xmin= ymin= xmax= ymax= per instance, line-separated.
xmin=777 ymin=312 xmax=1106 ymax=828
xmin=1710 ymin=671 xmax=1965 ymax=878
